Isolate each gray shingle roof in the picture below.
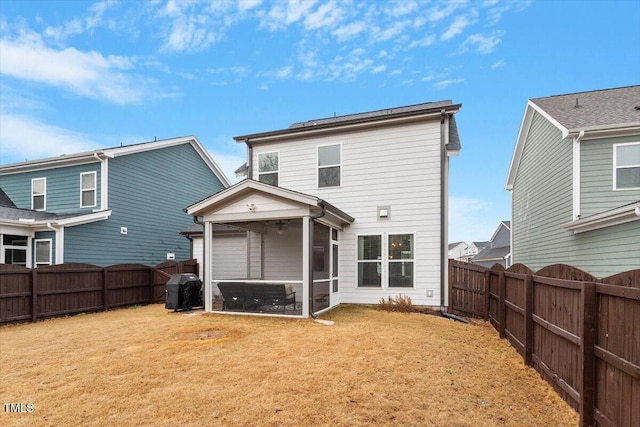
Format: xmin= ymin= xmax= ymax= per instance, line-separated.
xmin=0 ymin=206 xmax=80 ymax=222
xmin=531 ymin=85 xmax=640 ymax=131
xmin=234 ymin=100 xmax=461 ymax=142
xmin=0 ymin=188 xmax=16 ymax=208
xmin=473 ymin=245 xmax=510 ymax=261
xmin=288 ymin=100 xmax=455 ymax=129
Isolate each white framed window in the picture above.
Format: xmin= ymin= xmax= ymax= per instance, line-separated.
xmin=258 ymin=152 xmax=278 ymax=186
xmin=613 ymin=142 xmax=640 ymax=190
xmin=80 ymin=171 xmax=97 ymax=208
xmin=318 ymin=144 xmax=341 ymax=188
xmin=356 ymin=233 xmax=416 ymax=289
xmin=388 ymin=234 xmax=414 ymax=288
xmin=34 ymin=239 xmax=52 ymax=267
xmin=357 ymin=234 xmax=381 ymax=287
xmin=31 ymin=177 xmax=46 ymax=211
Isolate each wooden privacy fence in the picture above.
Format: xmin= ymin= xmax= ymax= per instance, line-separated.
xmin=0 ymin=260 xmax=198 ymax=324
xmin=448 ymin=259 xmax=640 ymax=427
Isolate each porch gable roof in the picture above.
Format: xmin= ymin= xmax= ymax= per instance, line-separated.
xmin=186 ymin=179 xmax=354 ymax=225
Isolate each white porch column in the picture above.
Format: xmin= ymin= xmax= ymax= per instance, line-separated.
xmin=203 ymin=221 xmax=212 ymax=312
xmin=302 ymin=215 xmax=310 ymax=318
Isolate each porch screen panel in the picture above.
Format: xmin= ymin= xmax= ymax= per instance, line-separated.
xmin=357 ymin=235 xmax=381 ymax=287
xmin=313 ymin=222 xmax=330 ymax=311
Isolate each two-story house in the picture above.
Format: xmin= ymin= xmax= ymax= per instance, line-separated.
xmin=186 ymin=100 xmax=462 ymax=318
xmin=470 ymin=220 xmax=511 ymax=268
xmin=0 ymin=136 xmax=229 ymax=267
xmin=506 ymin=86 xmax=640 ymax=277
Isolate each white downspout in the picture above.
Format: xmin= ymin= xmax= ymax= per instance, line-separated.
xmin=572 ymin=130 xmax=584 ymax=220
xmin=94 ymin=153 xmax=109 ymax=210
xmin=46 ymin=223 xmax=64 ymax=264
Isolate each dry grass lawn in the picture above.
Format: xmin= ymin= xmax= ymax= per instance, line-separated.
xmin=0 ymin=304 xmax=578 ymax=426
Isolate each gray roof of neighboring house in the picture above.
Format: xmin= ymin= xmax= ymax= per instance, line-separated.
xmin=473 ymin=245 xmax=510 ymax=262
xmin=0 ymin=188 xmax=16 ymax=208
xmin=531 ymin=85 xmax=640 ymax=131
xmin=0 ymin=205 xmax=83 ymax=222
xmin=448 ymin=241 xmax=466 ymax=250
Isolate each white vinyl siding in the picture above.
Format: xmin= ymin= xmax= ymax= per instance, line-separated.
xmin=613 ymin=142 xmax=640 ymax=190
xmin=34 ymin=239 xmax=52 ymax=266
xmin=31 ymin=177 xmax=46 ymax=211
xmin=252 ymin=119 xmax=442 ymax=305
xmin=80 ymin=171 xmax=97 ymax=208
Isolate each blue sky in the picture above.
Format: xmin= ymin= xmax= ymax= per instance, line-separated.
xmin=1 ymin=0 xmax=638 ymax=244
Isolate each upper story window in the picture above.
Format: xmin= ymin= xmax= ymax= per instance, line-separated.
xmin=318 ymin=144 xmax=341 ymax=188
xmin=614 ymin=142 xmax=640 ymax=190
xmin=31 ymin=177 xmax=46 ymax=211
xmin=258 ymin=152 xmax=278 ymax=186
xmin=80 ymin=172 xmax=97 ymax=208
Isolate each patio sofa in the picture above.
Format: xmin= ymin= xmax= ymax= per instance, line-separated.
xmin=217 ymin=283 xmax=296 ymax=314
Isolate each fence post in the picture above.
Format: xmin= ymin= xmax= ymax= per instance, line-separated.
xmin=484 ymin=270 xmax=491 ymax=321
xmin=103 ymin=268 xmax=108 ymax=311
xmin=579 ymin=282 xmax=596 ymax=427
xmin=149 ymin=268 xmax=155 ymax=304
xmin=524 ymin=274 xmax=534 ymax=366
xmin=31 ymin=268 xmax=38 ymax=323
xmin=498 ymin=271 xmax=506 ymax=338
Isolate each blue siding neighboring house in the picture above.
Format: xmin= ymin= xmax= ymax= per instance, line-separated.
xmin=0 ymin=136 xmax=229 ymax=267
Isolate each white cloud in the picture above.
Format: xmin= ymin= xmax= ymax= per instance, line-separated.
xmin=462 ymin=31 xmax=503 ymax=54
xmin=370 ymin=20 xmax=410 ymax=42
xmin=0 ymin=33 xmax=169 ymax=105
xmin=0 ymin=113 xmax=102 ymax=163
xmin=491 ymin=59 xmax=506 ymax=69
xmin=332 ymin=21 xmax=366 ymax=42
xmin=237 ymin=0 xmax=264 ymax=13
xmin=304 ymin=0 xmax=344 ymax=30
xmin=385 ymin=0 xmax=419 ymax=18
xmin=441 ymin=15 xmax=471 ymax=40
xmin=434 ymin=78 xmax=464 ymax=89
xmin=371 ymin=64 xmax=386 ymax=74
xmin=409 ymin=34 xmax=436 ymax=49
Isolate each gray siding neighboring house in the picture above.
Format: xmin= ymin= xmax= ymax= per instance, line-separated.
xmin=0 ymin=136 xmax=229 ymax=267
xmin=506 ymin=86 xmax=640 ymax=277
xmin=471 ymin=221 xmax=511 ymax=268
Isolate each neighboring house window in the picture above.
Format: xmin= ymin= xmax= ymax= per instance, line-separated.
xmin=80 ymin=172 xmax=97 ymax=208
xmin=357 ymin=235 xmax=381 ymax=287
xmin=31 ymin=178 xmax=46 ymax=211
xmin=258 ymin=152 xmax=278 ymax=186
xmin=614 ymin=142 xmax=640 ymax=190
xmin=34 ymin=239 xmax=52 ymax=266
xmin=318 ymin=144 xmax=341 ymax=188
xmin=388 ymin=234 xmax=414 ymax=288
